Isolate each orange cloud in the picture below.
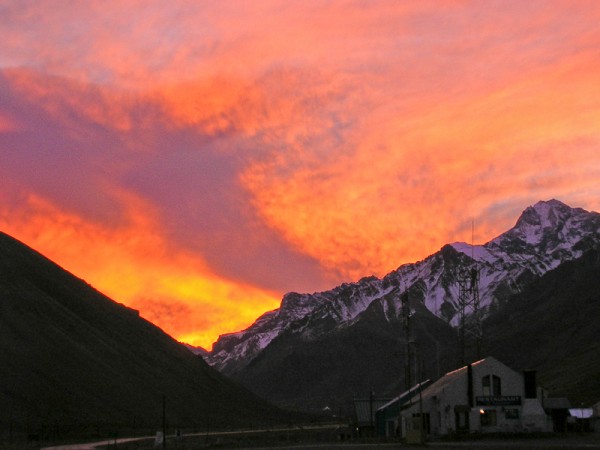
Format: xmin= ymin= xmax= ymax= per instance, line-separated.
xmin=2 ymin=0 xmax=600 ymax=345
xmin=241 ymin=46 xmax=600 ymax=280
xmin=0 ymin=191 xmax=279 ymax=349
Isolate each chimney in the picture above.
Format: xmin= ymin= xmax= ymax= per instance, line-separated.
xmin=523 ymin=370 xmax=537 ymax=399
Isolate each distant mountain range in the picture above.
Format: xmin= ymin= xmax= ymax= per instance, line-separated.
xmin=206 ymin=200 xmax=600 ymax=412
xmin=0 ymin=232 xmax=283 ymax=441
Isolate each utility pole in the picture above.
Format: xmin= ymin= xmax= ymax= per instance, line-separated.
xmin=162 ymin=394 xmax=167 ymax=449
xmin=401 ymin=291 xmax=411 ymax=392
xmin=369 ymin=389 xmax=374 ymax=436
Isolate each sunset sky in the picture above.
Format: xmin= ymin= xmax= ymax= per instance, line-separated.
xmin=1 ymin=1 xmax=599 ymax=349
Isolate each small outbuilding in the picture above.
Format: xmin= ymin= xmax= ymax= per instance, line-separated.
xmin=568 ymin=407 xmax=593 ymax=432
xmin=591 ymin=400 xmax=600 ymax=433
xmin=353 ymin=395 xmax=391 ymax=437
xmin=375 ymin=379 xmax=432 ymax=438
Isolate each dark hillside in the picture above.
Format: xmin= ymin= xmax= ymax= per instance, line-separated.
xmin=234 ymin=295 xmax=458 ymax=414
xmin=483 ymin=247 xmax=600 ymax=405
xmin=0 ymin=232 xmax=283 ymax=441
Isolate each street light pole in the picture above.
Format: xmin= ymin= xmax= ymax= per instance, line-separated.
xmin=410 ymin=340 xmax=425 ymax=445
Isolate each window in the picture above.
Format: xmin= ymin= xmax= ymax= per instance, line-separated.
xmin=493 ymin=375 xmax=501 ymax=396
xmin=480 ymin=409 xmax=497 ymax=426
xmin=482 ymin=375 xmax=501 ymax=396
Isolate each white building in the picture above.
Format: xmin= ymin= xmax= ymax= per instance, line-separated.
xmin=399 ymin=356 xmax=552 ymax=438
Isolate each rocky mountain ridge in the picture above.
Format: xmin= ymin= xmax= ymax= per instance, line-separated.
xmin=208 ymin=199 xmax=600 ymax=375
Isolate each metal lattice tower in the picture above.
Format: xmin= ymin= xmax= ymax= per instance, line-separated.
xmin=457 ymin=263 xmax=481 ymax=365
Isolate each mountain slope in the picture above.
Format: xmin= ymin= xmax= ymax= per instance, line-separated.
xmin=235 ymin=293 xmax=459 ymax=413
xmin=209 ymin=200 xmax=600 ymax=375
xmin=0 ymin=232 xmax=282 ymax=440
xmin=217 ymin=246 xmax=600 ymax=414
xmin=483 ymin=247 xmax=600 ymax=405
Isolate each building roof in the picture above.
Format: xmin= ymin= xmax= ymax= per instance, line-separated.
xmin=378 ymin=379 xmax=432 ymax=412
xmin=569 ymin=408 xmax=593 ymax=419
xmin=400 ymin=356 xmax=512 ymax=406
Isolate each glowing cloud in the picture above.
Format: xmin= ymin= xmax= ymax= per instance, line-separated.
xmin=0 ymin=191 xmax=279 ymax=349
xmin=1 ymin=1 xmax=600 ymax=345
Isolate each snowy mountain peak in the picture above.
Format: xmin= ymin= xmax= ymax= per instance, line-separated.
xmin=513 ymin=199 xmax=572 ymax=241
xmin=496 ymin=199 xmax=599 ymax=251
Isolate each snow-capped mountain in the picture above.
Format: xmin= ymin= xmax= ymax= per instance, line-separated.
xmin=208 ymin=200 xmax=600 ymax=374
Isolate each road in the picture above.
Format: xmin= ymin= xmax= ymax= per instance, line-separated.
xmin=39 ymin=424 xmax=600 ymax=450
xmin=40 ymin=434 xmax=153 ymax=450
xmin=40 ymin=423 xmax=345 ymax=449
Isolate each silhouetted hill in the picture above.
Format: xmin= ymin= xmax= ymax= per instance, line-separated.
xmin=0 ymin=232 xmax=283 ymax=441
xmin=483 ymin=247 xmax=600 ymax=405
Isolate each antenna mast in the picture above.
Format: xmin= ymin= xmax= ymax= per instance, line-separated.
xmin=401 ymin=289 xmax=412 ymax=392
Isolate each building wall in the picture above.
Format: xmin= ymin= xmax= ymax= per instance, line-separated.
xmin=471 ymin=358 xmax=525 ymax=434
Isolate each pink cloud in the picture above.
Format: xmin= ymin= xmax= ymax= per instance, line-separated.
xmin=1 ymin=1 xmax=600 ymax=344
